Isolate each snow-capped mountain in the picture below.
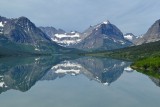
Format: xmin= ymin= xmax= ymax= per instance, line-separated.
xmin=135 ymin=19 xmax=160 ymax=45
xmin=40 ymin=27 xmax=83 ymax=47
xmin=124 ymin=33 xmax=136 ymax=41
xmin=0 ymin=16 xmax=55 ymax=55
xmin=124 ymin=33 xmax=139 ymax=44
xmin=40 ymin=20 xmax=133 ymax=51
xmin=70 ymin=20 xmax=133 ymax=51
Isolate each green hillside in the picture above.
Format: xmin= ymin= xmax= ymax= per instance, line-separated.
xmin=85 ymin=40 xmax=160 ymax=60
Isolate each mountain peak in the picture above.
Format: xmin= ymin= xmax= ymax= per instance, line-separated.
xmin=18 ymin=16 xmax=29 ymax=20
xmin=102 ymin=20 xmax=110 ymax=25
xmin=135 ymin=19 xmax=160 ymax=45
xmin=16 ymin=16 xmax=33 ymax=25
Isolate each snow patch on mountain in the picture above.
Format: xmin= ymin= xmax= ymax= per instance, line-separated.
xmin=51 ymin=32 xmax=82 ymax=46
xmin=124 ymin=33 xmax=140 ymax=44
xmin=103 ymin=20 xmax=110 ymax=24
xmin=124 ymin=34 xmax=134 ymax=41
xmin=0 ymin=22 xmax=4 ymax=27
xmin=52 ymin=39 xmax=81 ymax=45
xmin=54 ymin=33 xmax=80 ymax=38
xmin=0 ymin=22 xmax=4 ymax=34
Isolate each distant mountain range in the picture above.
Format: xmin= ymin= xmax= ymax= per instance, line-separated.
xmin=40 ymin=20 xmax=133 ymax=51
xmin=40 ymin=19 xmax=160 ymax=50
xmin=0 ymin=15 xmax=160 ymax=55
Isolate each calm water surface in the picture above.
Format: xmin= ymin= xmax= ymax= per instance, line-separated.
xmin=0 ymin=56 xmax=160 ymax=107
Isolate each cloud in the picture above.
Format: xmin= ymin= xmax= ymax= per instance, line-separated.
xmin=0 ymin=0 xmax=160 ymax=35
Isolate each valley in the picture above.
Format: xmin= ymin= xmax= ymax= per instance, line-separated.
xmin=1 ymin=15 xmax=160 ymax=73
xmin=1 ymin=1 xmax=160 ymax=107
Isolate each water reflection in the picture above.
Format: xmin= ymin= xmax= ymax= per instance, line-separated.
xmin=135 ymin=69 xmax=160 ymax=87
xmin=143 ymin=72 xmax=160 ymax=87
xmin=42 ymin=57 xmax=131 ymax=85
xmin=0 ymin=55 xmax=158 ymax=94
xmin=150 ymin=77 xmax=160 ymax=87
xmin=0 ymin=55 xmax=76 ymax=94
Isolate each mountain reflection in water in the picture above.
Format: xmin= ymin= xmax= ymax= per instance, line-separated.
xmin=0 ymin=55 xmax=159 ymax=94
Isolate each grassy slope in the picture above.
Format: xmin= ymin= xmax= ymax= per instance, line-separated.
xmin=131 ymin=57 xmax=160 ymax=71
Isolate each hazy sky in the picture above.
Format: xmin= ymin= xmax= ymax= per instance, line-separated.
xmin=0 ymin=0 xmax=160 ymax=36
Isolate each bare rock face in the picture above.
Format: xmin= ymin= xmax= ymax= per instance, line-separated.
xmin=70 ymin=21 xmax=132 ymax=51
xmin=136 ymin=19 xmax=160 ymax=45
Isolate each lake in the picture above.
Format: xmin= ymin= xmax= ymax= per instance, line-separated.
xmin=0 ymin=55 xmax=160 ymax=107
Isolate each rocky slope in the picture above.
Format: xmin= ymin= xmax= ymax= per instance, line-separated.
xmin=71 ymin=21 xmax=132 ymax=51
xmin=136 ymin=19 xmax=160 ymax=45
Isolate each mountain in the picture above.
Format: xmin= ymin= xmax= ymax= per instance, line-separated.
xmin=40 ymin=20 xmax=132 ymax=51
xmin=40 ymin=27 xmax=83 ymax=47
xmin=69 ymin=20 xmax=133 ymax=51
xmin=136 ymin=19 xmax=160 ymax=45
xmin=0 ymin=16 xmax=76 ymax=56
xmin=124 ymin=33 xmax=139 ymax=44
xmin=39 ymin=26 xmax=65 ymax=37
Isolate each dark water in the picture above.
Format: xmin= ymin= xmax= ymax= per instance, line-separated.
xmin=0 ymin=56 xmax=160 ymax=107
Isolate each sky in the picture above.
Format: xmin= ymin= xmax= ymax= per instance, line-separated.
xmin=0 ymin=0 xmax=160 ymax=36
